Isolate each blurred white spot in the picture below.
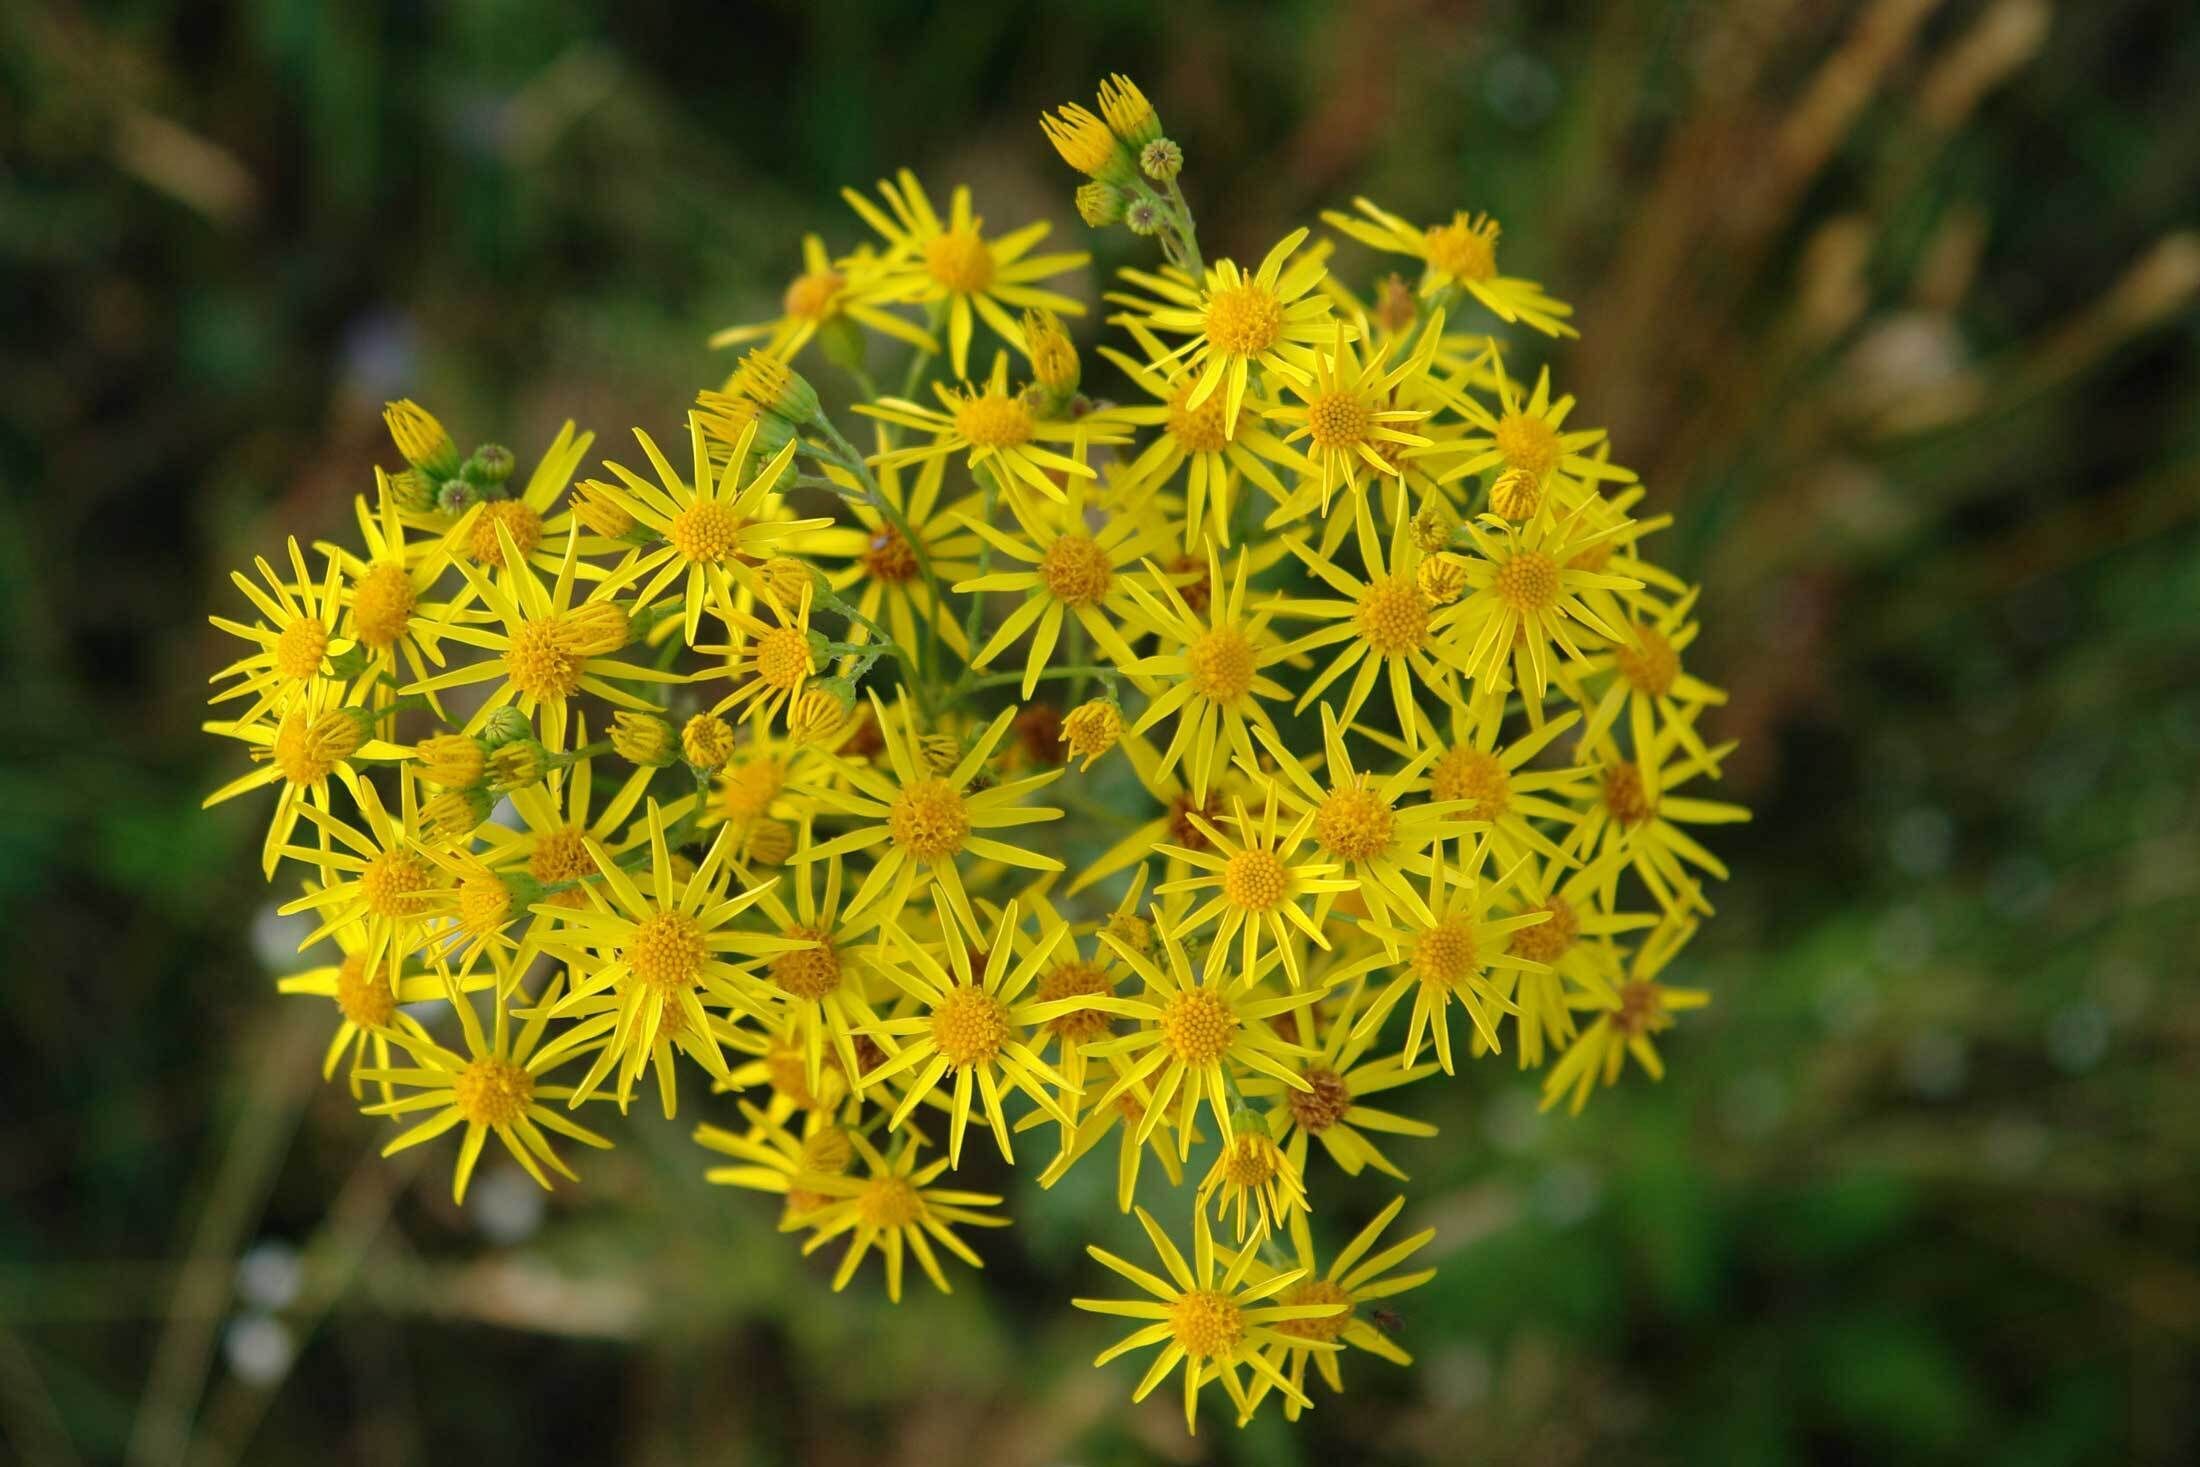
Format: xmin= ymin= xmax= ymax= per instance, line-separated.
xmin=474 ymin=1164 xmax=548 ymax=1245
xmin=1532 ymin=1162 xmax=1601 ymax=1227
xmin=223 ymin=1313 xmax=294 ymax=1386
xmin=235 ymin=1240 xmax=302 ymax=1311
xmin=1427 ymin=1342 xmax=1493 ymax=1409
xmin=251 ymin=901 xmax=321 ymax=972
xmin=1482 ymin=1088 xmax=1545 ymax=1154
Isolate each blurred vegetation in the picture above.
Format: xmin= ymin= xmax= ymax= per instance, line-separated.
xmin=4 ymin=1 xmax=2198 ymax=1463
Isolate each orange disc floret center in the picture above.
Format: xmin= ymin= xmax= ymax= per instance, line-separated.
xmin=888 ymin=777 xmax=970 ymax=860
xmin=717 ymin=756 xmax=787 ymax=823
xmin=1493 ymin=551 xmax=1560 ymax=614
xmin=925 ymin=226 xmax=996 ymax=294
xmin=954 ymin=391 xmax=1033 ymax=448
xmin=784 ymin=268 xmax=844 ymax=320
xmin=453 ymin=1056 xmax=533 ymax=1127
xmin=1038 ymin=962 xmax=1114 ymax=1041
xmin=1165 ymin=381 xmax=1231 ymax=452
xmin=1222 ymin=847 xmax=1289 ymax=911
xmin=352 ymin=563 xmax=415 ymax=647
xmin=1603 ymin=762 xmax=1656 ymax=826
xmin=361 ymin=849 xmax=430 ymax=918
xmin=275 ymin=616 xmax=329 ymax=679
xmin=770 ymin=925 xmax=842 ymax=1000
xmin=504 ymin=617 xmax=584 ymax=701
xmin=1203 ymin=282 xmax=1283 ymax=355
xmin=1412 ymin=917 xmax=1478 ymax=989
xmin=1220 ymin=1132 xmax=1280 ymax=1187
xmin=1161 ymin=989 xmax=1238 ymax=1064
xmin=1040 ymin=533 xmax=1115 ymax=606
xmin=1314 ymin=785 xmax=1396 ymax=861
xmin=931 ymin=984 xmax=1011 ymax=1066
xmin=1613 ymin=980 xmax=1666 ymax=1038
xmin=272 ymin=708 xmax=360 ymax=786
xmin=1616 ymin=625 xmax=1680 ymax=696
xmin=1275 ymin=1278 xmax=1355 ymax=1342
xmin=468 ymin=500 xmax=544 ymax=568
xmin=457 ymin=873 xmax=512 ymax=934
xmin=1187 ymin=625 xmax=1257 ymax=701
xmin=670 ymin=501 xmax=742 ymax=564
xmin=861 ymin=527 xmax=919 ymax=583
xmin=1431 ymin=746 xmax=1511 ymax=817
xmin=1168 ymin=1288 xmax=1246 ymax=1360
xmin=1307 ymin=390 xmax=1373 ymax=450
xmin=626 ymin=910 xmax=707 ymax=993
xmin=1423 ymin=213 xmax=1499 ymax=283
xmin=1356 ymin=574 xmax=1430 ymax=655
xmin=1493 ymin=412 xmax=1560 ymax=479
xmin=333 ymin=953 xmax=397 ymax=1029
xmin=752 ymin=625 xmax=813 ymax=690
xmin=857 ymin=1175 xmax=926 ymax=1229
xmin=1287 ymin=1066 xmax=1352 ymax=1133
xmin=1508 ymin=896 xmax=1579 ymax=963
xmin=528 ymin=827 xmax=597 ymax=908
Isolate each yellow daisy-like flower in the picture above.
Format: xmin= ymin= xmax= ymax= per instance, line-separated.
xmin=207 ymin=536 xmax=353 ymax=728
xmin=276 ymin=770 xmax=447 ymax=986
xmin=1155 ymin=782 xmax=1356 ymax=990
xmin=1430 ymin=358 xmax=1636 ymax=502
xmin=203 ymin=678 xmax=403 ymax=879
xmin=1377 ymin=690 xmax=1592 ymax=870
xmin=1566 ymin=723 xmax=1751 ymax=917
xmin=1449 ymin=503 xmax=1644 ymax=710
xmin=1271 ymin=493 xmax=1468 ymax=747
xmin=1109 ymin=227 xmax=1340 ymax=436
xmin=1567 ymin=586 xmax=1730 ymax=762
xmin=953 ymin=474 xmax=1160 ymax=696
xmin=859 ymin=351 xmax=1127 ymax=509
xmin=700 ymin=579 xmax=818 ymax=732
xmin=1070 ymin=735 xmax=1264 ymax=897
xmin=1031 ymin=1050 xmax=1193 ymax=1211
xmin=743 ymin=825 xmax=901 ymax=1097
xmin=588 ymin=416 xmax=821 ymax=645
xmin=1324 ymin=195 xmax=1577 ymax=337
xmin=843 ymin=171 xmax=1089 ymax=378
xmin=1239 ymin=1197 xmax=1437 ymax=1421
xmin=1237 ymin=979 xmax=1439 ymax=1181
xmin=1119 ymin=547 xmax=1295 ymax=802
xmin=1072 ymin=1208 xmax=1345 ymax=1434
xmin=1097 ymin=318 xmax=1311 ymax=550
xmin=359 ymin=972 xmax=613 ymax=1204
xmin=534 ymin=800 xmax=794 ymax=1115
xmin=794 ymin=430 xmax=982 ymax=661
xmin=797 ymin=693 xmax=1065 ymax=934
xmin=1086 ymin=913 xmax=1321 ymax=1159
xmin=695 ymin=1101 xmax=855 ymax=1225
xmin=789 ymin=1127 xmax=1010 ymax=1301
xmin=406 ymin=522 xmax=686 ymax=751
xmin=321 ymin=483 xmax=468 ymax=717
xmin=1542 ymin=916 xmax=1709 ymax=1113
xmin=1198 ymin=1122 xmax=1307 ymax=1242
xmin=1262 ymin=317 xmax=1440 ymax=517
xmin=273 ymin=908 xmax=452 ymax=1101
xmin=423 ymin=420 xmax=601 ymax=593
xmin=1488 ymin=847 xmax=1649 ymax=1068
xmin=1345 ymin=836 xmax=1546 ymax=1074
xmin=864 ymin=896 xmax=1096 ymax=1167
xmin=709 ymin=232 xmax=938 ymax=361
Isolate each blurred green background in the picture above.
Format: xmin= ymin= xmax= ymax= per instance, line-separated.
xmin=5 ymin=1 xmax=2198 ymax=1463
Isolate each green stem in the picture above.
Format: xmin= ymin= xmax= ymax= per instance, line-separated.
xmin=1162 ymin=175 xmax=1203 ymax=278
xmin=965 ymin=664 xmax=1116 ymax=692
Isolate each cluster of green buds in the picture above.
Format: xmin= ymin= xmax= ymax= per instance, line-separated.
xmin=1040 ymin=75 xmax=1200 ymax=274
xmin=382 ymin=401 xmax=516 ymax=517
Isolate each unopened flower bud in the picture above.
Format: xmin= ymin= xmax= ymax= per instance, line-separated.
xmin=457 ymin=869 xmax=537 ymax=937
xmin=1123 ymin=198 xmax=1164 ymax=237
xmin=740 ymin=818 xmax=796 ymax=868
xmin=384 ymin=467 xmax=436 ymax=513
xmin=560 ymin=601 xmax=630 ymax=656
xmin=757 ymin=556 xmax=815 ymax=612
xmin=571 ymin=479 xmax=637 ymax=538
xmin=790 ymin=681 xmax=856 ymax=746
xmin=384 ymin=400 xmax=460 ymax=479
xmin=1417 ymin=553 xmax=1469 ymax=606
xmin=416 ymin=733 xmax=489 ymax=790
xmin=1410 ymin=501 xmax=1456 ymax=554
xmin=736 ymin=348 xmax=823 ymax=426
xmin=1075 ymin=181 xmax=1125 ymax=228
xmin=423 ymin=787 xmax=493 ymax=844
xmin=1139 ymin=138 xmax=1182 ymax=182
xmin=486 ymin=737 xmax=548 ymax=793
xmin=1489 ymin=467 xmax=1542 ymax=522
xmin=1021 ymin=308 xmax=1080 ymax=396
xmin=1061 ymin=698 xmax=1122 ymax=770
xmin=611 ymin=711 xmax=680 ymax=768
xmin=917 ymin=732 xmax=963 ymax=777
xmin=1374 ymin=274 xmax=1419 ymax=336
xmin=435 ymin=479 xmax=477 ymax=516
xmin=682 ymin=714 xmax=735 ymax=771
xmin=462 ymin=443 xmax=514 ymax=488
xmin=1098 ymin=74 xmax=1161 ymax=147
xmin=1103 ymin=907 xmax=1153 ymax=957
xmin=479 ymin=706 xmax=533 ymax=747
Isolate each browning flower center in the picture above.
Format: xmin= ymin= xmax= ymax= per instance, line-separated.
xmin=1287 ymin=1066 xmax=1352 ymax=1133
xmin=861 ymin=527 xmax=919 ymax=583
xmin=1039 ymin=961 xmax=1115 ymax=1042
xmin=888 ymin=777 xmax=970 ymax=859
xmin=1602 ymin=762 xmax=1656 ymax=826
xmin=1616 ymin=625 xmax=1680 ymax=697
xmin=1507 ymin=897 xmax=1578 ymax=963
xmin=529 ymin=827 xmax=597 ymax=908
xmin=1040 ymin=534 xmax=1114 ymax=606
xmin=1430 ymin=746 xmax=1510 ymax=817
xmin=770 ymin=924 xmax=842 ymax=1000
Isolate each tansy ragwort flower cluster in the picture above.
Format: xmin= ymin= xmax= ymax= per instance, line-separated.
xmin=205 ymin=74 xmax=1748 ymax=1434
